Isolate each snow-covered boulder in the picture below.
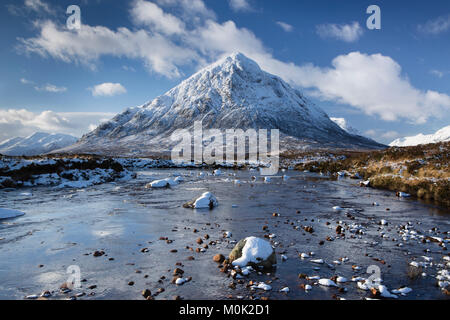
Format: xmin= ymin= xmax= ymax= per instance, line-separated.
xmin=183 ymin=192 xmax=218 ymax=209
xmin=229 ymin=236 xmax=276 ymax=269
xmin=146 ymin=178 xmax=178 ymax=188
xmin=0 ymin=208 xmax=25 ymax=220
xmin=318 ymin=279 xmax=337 ymax=287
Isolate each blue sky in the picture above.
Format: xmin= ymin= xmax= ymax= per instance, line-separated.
xmin=1 ymin=0 xmax=449 ymax=144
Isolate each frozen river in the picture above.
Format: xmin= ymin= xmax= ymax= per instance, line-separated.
xmin=0 ymin=169 xmax=449 ymax=300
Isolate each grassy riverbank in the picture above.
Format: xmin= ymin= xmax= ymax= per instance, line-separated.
xmin=289 ymin=142 xmax=450 ymax=208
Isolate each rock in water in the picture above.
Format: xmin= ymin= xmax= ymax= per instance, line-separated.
xmin=229 ymin=237 xmax=276 ymax=269
xmin=183 ymin=192 xmax=218 ymax=209
xmin=146 ymin=178 xmax=178 ymax=188
xmin=213 ymin=254 xmax=225 ymax=263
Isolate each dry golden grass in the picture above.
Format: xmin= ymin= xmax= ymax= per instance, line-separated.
xmin=290 ymin=142 xmax=450 ymax=208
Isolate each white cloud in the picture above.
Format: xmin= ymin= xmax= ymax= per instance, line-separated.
xmin=316 ymin=22 xmax=363 ymax=42
xmin=34 ymin=84 xmax=67 ymax=93
xmin=122 ymin=65 xmax=136 ymax=72
xmin=229 ymin=0 xmax=252 ymax=12
xmin=190 ymin=20 xmax=267 ymax=58
xmin=20 ymin=78 xmax=34 ymax=84
xmin=90 ymin=83 xmax=127 ymax=97
xmin=363 ymin=129 xmax=400 ymax=143
xmin=155 ymin=0 xmax=216 ymax=20
xmin=131 ymin=0 xmax=186 ymax=35
xmin=430 ymin=69 xmax=447 ymax=78
xmin=18 ymin=20 xmax=199 ymax=78
xmin=16 ymin=0 xmax=450 ymax=124
xmin=20 ymin=78 xmax=66 ymax=93
xmin=272 ymin=52 xmax=450 ymax=123
xmin=418 ymin=14 xmax=450 ymax=35
xmin=276 ymin=21 xmax=293 ymax=32
xmin=381 ymin=131 xmax=400 ymax=140
xmin=364 ymin=129 xmax=377 ymax=137
xmin=0 ymin=109 xmax=114 ymax=141
xmin=24 ymin=0 xmax=54 ymax=14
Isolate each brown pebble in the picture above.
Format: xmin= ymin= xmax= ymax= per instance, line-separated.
xmin=303 ymin=226 xmax=314 ymax=233
xmin=173 ymin=268 xmax=184 ymax=276
xmin=93 ymin=251 xmax=105 ymax=257
xmin=213 ymin=254 xmax=225 ymax=263
xmin=142 ymin=289 xmax=152 ymax=299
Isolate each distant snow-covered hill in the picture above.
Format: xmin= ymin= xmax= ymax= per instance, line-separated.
xmin=330 ymin=118 xmax=361 ymax=136
xmin=0 ymin=132 xmax=78 ymax=156
xmin=390 ymin=125 xmax=450 ymax=147
xmin=58 ymin=52 xmax=384 ymax=156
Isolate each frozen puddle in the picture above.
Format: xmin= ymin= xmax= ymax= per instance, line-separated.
xmin=0 ymin=208 xmax=25 ymax=220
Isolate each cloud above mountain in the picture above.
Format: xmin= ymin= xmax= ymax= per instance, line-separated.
xmin=229 ymin=0 xmax=252 ymax=12
xmin=90 ymin=83 xmax=127 ymax=97
xmin=16 ymin=0 xmax=450 ymax=124
xmin=316 ymin=22 xmax=363 ymax=42
xmin=418 ymin=14 xmax=450 ymax=35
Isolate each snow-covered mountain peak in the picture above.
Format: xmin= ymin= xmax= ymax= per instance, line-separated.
xmin=0 ymin=132 xmax=78 ymax=156
xmin=62 ymin=53 xmax=384 ymax=156
xmin=330 ymin=118 xmax=361 ymax=136
xmin=390 ymin=125 xmax=450 ymax=147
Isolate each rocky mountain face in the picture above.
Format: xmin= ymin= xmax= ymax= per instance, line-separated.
xmin=58 ymin=52 xmax=385 ymax=156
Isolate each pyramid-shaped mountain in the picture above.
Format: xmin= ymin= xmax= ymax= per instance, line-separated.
xmin=60 ymin=53 xmax=385 ymax=156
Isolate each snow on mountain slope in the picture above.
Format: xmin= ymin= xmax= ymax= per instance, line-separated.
xmin=59 ymin=52 xmax=384 ymax=156
xmin=389 ymin=125 xmax=450 ymax=147
xmin=0 ymin=132 xmax=78 ymax=156
xmin=330 ymin=118 xmax=361 ymax=136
